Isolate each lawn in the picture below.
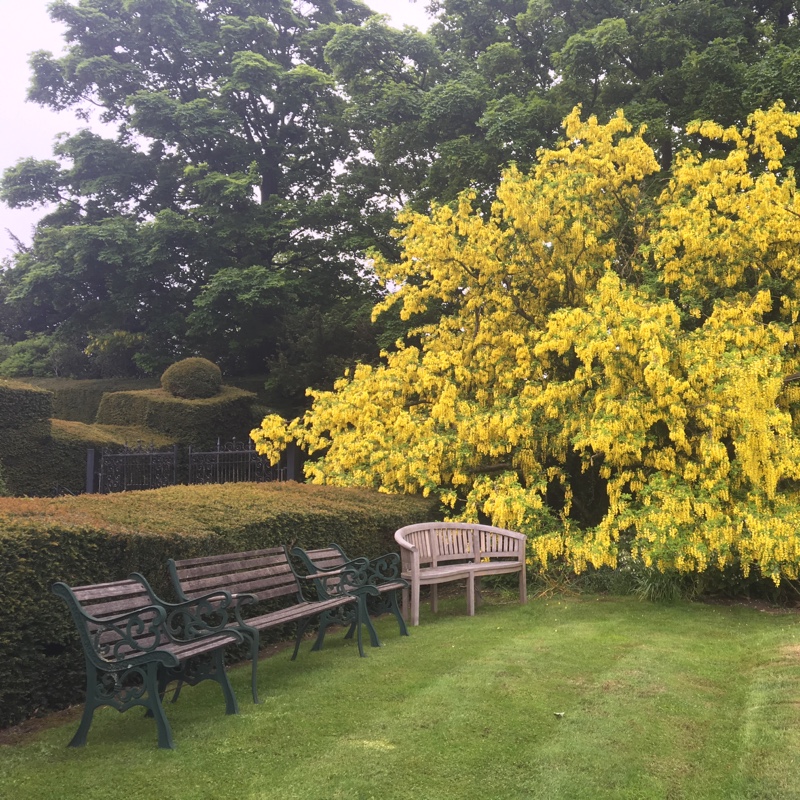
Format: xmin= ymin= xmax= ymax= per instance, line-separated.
xmin=1 ymin=593 xmax=799 ymax=800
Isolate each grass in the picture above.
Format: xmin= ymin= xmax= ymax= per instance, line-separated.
xmin=2 ymin=592 xmax=799 ymax=800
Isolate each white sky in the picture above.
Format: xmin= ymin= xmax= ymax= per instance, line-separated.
xmin=0 ymin=0 xmax=432 ymax=259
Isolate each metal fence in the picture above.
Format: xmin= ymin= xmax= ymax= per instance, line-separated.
xmin=87 ymin=439 xmax=297 ymax=494
xmin=188 ymin=438 xmax=285 ymax=485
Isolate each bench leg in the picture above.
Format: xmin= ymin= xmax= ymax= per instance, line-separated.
xmin=145 ymin=662 xmax=175 ymax=750
xmin=311 ymin=612 xmax=334 ymax=653
xmin=519 ymin=566 xmax=528 ymax=604
xmin=212 ymin=649 xmax=239 ymax=716
xmin=68 ymin=666 xmax=101 ymax=748
xmin=401 ymin=585 xmax=410 ymax=622
xmin=411 ymin=580 xmax=421 ymax=627
xmin=292 ymin=618 xmax=311 ymax=660
xmin=237 ymin=628 xmax=262 ymax=703
xmin=466 ymin=576 xmax=476 ymax=617
xmin=387 ymin=590 xmax=409 ymax=636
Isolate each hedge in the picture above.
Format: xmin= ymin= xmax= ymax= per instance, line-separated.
xmin=0 ymin=381 xmax=53 ymax=496
xmin=0 ymin=482 xmax=439 ymax=728
xmin=21 ymin=376 xmax=267 ymax=424
xmin=96 ymin=386 xmax=258 ymax=447
xmin=5 ymin=420 xmax=177 ymax=498
xmin=21 ymin=377 xmax=161 ymax=423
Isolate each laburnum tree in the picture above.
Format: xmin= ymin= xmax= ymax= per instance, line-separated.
xmin=253 ymin=103 xmax=800 ymax=585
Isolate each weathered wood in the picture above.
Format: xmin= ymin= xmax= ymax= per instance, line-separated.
xmin=394 ymin=522 xmax=527 ymax=626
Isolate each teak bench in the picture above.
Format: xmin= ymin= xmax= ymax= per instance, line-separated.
xmin=168 ymin=546 xmax=376 ymax=704
xmin=52 ymin=575 xmax=243 ymax=749
xmin=394 ymin=522 xmax=528 ymax=626
xmin=290 ymin=544 xmax=409 ymax=644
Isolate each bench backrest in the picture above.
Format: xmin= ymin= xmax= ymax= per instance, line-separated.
xmin=394 ymin=523 xmax=526 ymax=571
xmin=52 ymin=578 xmax=165 ymax=665
xmin=168 ymin=546 xmax=303 ymax=605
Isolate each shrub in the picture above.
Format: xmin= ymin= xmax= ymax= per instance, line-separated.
xmin=0 ymin=381 xmax=54 ymax=495
xmin=96 ymin=386 xmax=256 ymax=447
xmin=23 ymin=377 xmax=161 ymax=423
xmin=161 ymin=357 xmax=222 ymax=399
xmin=0 ymin=482 xmax=439 ymax=728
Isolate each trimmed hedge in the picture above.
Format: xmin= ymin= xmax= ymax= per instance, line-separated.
xmin=22 ymin=377 xmax=161 ymax=423
xmin=96 ymin=386 xmax=257 ymax=447
xmin=5 ymin=420 xmax=177 ymax=497
xmin=0 ymin=381 xmax=53 ymax=496
xmin=0 ymin=380 xmax=53 ymax=426
xmin=0 ymin=482 xmax=439 ymax=728
xmin=161 ymin=357 xmax=223 ymax=399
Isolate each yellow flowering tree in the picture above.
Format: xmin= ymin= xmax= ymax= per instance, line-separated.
xmin=253 ymin=103 xmax=800 ymax=584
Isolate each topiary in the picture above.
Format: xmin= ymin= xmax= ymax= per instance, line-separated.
xmin=160 ymin=357 xmax=223 ymax=399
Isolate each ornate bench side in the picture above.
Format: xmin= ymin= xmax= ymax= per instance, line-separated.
xmin=51 ymin=577 xmax=241 ymax=749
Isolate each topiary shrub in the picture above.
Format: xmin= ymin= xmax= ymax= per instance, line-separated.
xmin=160 ymin=357 xmax=222 ymax=399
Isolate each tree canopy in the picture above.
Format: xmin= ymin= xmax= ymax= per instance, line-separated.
xmin=253 ymin=103 xmax=800 ymax=585
xmin=1 ymin=0 xmax=386 ymax=403
xmin=3 ymin=0 xmax=800 ymax=410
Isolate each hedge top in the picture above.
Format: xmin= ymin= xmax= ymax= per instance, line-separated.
xmin=0 ymin=482 xmax=438 ymax=538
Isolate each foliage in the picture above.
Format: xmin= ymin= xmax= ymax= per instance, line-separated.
xmin=0 ymin=481 xmax=438 ymax=728
xmin=5 ymin=0 xmax=800 ymax=402
xmin=22 ymin=376 xmax=161 ymax=423
xmin=0 ymin=0 xmax=384 ymax=404
xmin=325 ymin=0 xmax=800 ymax=222
xmin=160 ymin=357 xmax=223 ymax=400
xmin=0 ymin=380 xmax=54 ymax=496
xmin=254 ymin=103 xmax=800 ymax=587
xmin=96 ymin=385 xmax=257 ymax=447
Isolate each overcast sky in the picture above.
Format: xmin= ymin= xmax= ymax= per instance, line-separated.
xmin=0 ymin=0 xmax=432 ymax=259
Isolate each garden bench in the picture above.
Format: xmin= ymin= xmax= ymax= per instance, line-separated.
xmin=290 ymin=544 xmax=409 ymax=645
xmin=51 ymin=575 xmax=243 ymax=749
xmin=168 ymin=546 xmax=377 ymax=705
xmin=394 ymin=522 xmax=528 ymax=626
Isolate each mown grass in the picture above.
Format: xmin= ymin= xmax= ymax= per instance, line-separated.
xmin=2 ymin=593 xmax=799 ymax=800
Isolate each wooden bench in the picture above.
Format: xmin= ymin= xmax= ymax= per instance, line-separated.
xmin=52 ymin=575 xmax=243 ymax=749
xmin=394 ymin=522 xmax=528 ymax=626
xmin=168 ymin=546 xmax=376 ymax=705
xmin=290 ymin=544 xmax=409 ymax=646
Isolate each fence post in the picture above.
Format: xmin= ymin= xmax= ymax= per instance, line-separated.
xmin=85 ymin=448 xmax=96 ymax=494
xmin=286 ymin=441 xmax=300 ymax=481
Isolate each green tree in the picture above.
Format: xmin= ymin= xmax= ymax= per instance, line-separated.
xmin=1 ymin=0 xmax=384 ymax=405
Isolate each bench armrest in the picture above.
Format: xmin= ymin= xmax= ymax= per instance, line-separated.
xmin=129 ymin=572 xmax=240 ymax=639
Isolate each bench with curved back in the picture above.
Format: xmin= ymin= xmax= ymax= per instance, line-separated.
xmin=394 ymin=522 xmax=528 ymax=626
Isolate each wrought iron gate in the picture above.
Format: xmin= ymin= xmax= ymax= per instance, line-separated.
xmin=97 ymin=444 xmax=178 ymax=494
xmin=188 ymin=438 xmax=285 ymax=484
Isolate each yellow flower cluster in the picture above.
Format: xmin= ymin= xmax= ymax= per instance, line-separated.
xmin=252 ymin=103 xmax=800 ymax=585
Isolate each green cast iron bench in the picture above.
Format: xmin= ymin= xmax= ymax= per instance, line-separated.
xmin=394 ymin=522 xmax=528 ymax=626
xmin=290 ymin=544 xmax=409 ymax=646
xmin=52 ymin=575 xmax=243 ymax=749
xmin=168 ymin=546 xmax=378 ymax=705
